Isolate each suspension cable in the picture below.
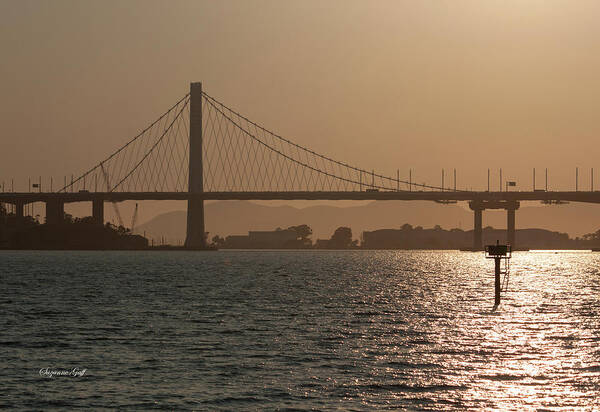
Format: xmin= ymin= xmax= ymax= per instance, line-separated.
xmin=202 ymin=91 xmax=468 ymax=192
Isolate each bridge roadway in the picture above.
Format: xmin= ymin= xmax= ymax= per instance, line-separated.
xmin=1 ymin=190 xmax=600 ymax=203
xmin=2 ymin=190 xmax=598 ymax=250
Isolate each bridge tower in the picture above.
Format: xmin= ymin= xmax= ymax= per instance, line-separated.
xmin=185 ymin=82 xmax=206 ymax=249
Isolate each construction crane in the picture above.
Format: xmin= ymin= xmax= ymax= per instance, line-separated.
xmin=130 ymin=203 xmax=139 ymax=234
xmin=100 ymin=163 xmax=125 ymax=228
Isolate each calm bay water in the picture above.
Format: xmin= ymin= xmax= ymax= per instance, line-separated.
xmin=2 ymin=250 xmax=600 ymax=410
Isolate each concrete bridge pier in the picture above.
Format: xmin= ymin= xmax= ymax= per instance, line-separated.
xmin=469 ymin=201 xmax=484 ymax=250
xmin=470 ymin=200 xmax=519 ymax=250
xmin=92 ymin=199 xmax=104 ymax=226
xmin=473 ymin=207 xmax=483 ymax=250
xmin=506 ymin=202 xmax=519 ymax=247
xmin=15 ymin=201 xmax=24 ymax=219
xmin=45 ymin=200 xmax=64 ymax=225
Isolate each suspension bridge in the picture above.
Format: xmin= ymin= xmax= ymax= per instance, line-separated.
xmin=2 ymin=82 xmax=600 ymax=249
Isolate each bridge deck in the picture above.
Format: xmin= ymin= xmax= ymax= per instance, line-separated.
xmin=1 ymin=191 xmax=600 ymax=204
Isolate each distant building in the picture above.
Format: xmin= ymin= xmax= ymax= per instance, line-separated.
xmin=224 ymin=229 xmax=299 ymax=248
xmin=362 ymin=227 xmax=470 ymax=249
xmin=248 ymin=229 xmax=298 ymax=248
xmin=362 ymin=226 xmax=575 ymax=250
xmin=362 ymin=229 xmax=404 ymax=249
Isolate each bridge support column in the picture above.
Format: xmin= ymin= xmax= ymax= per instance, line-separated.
xmin=92 ymin=199 xmax=104 ymax=226
xmin=469 ymin=201 xmax=483 ymax=250
xmin=15 ymin=201 xmax=24 ymax=219
xmin=506 ymin=201 xmax=519 ymax=248
xmin=474 ymin=208 xmax=483 ymax=250
xmin=45 ymin=200 xmax=64 ymax=225
xmin=185 ymin=81 xmax=207 ymax=249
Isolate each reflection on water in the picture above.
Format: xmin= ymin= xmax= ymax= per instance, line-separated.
xmin=2 ymin=250 xmax=600 ymax=410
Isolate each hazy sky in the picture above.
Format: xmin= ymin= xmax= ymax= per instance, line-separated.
xmin=2 ymin=0 xmax=600 ymax=211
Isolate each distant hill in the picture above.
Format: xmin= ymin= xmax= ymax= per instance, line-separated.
xmin=135 ymin=200 xmax=600 ymax=244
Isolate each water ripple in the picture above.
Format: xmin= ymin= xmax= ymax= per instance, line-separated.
xmin=2 ymin=250 xmax=600 ymax=410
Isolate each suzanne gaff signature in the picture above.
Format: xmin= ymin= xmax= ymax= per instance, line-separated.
xmin=39 ymin=367 xmax=87 ymax=378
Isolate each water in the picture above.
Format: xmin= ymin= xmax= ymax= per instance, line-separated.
xmin=2 ymin=250 xmax=600 ymax=410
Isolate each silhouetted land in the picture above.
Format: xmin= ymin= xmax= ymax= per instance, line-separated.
xmin=136 ymin=201 xmax=600 ymax=243
xmin=3 ymin=204 xmax=600 ymax=250
xmin=359 ymin=225 xmax=599 ymax=250
xmin=0 ymin=209 xmax=147 ymax=250
xmin=212 ymin=224 xmax=600 ymax=250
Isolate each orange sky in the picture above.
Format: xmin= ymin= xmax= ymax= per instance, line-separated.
xmin=2 ymin=0 xmax=600 ymax=225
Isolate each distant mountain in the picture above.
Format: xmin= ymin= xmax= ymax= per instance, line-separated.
xmin=135 ymin=200 xmax=600 ymax=244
